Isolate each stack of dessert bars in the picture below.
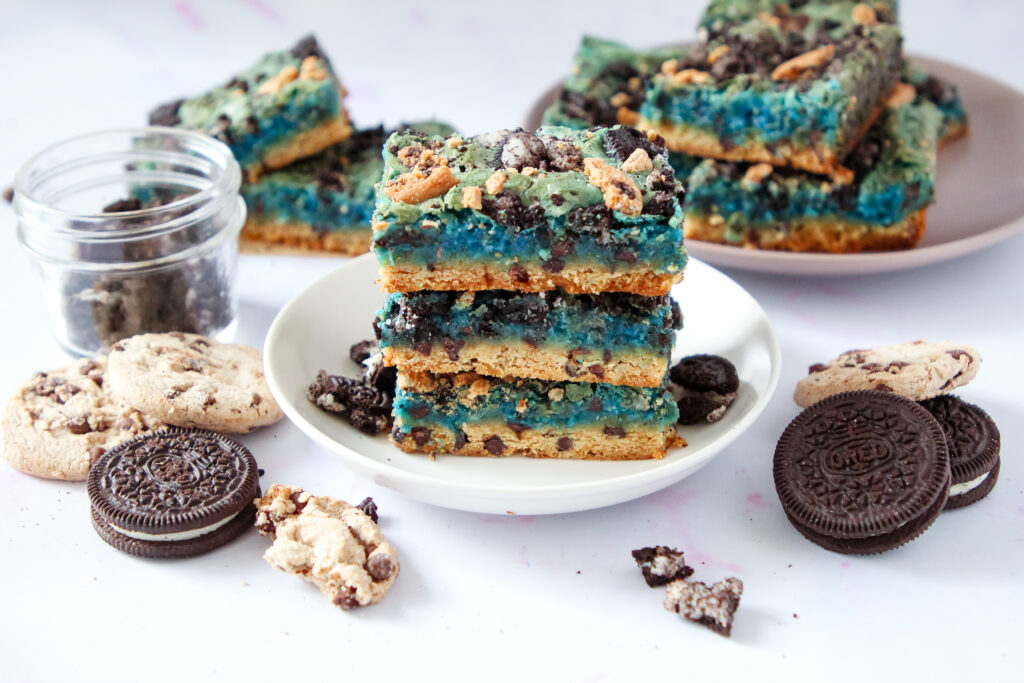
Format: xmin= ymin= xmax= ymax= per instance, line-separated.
xmin=544 ymin=0 xmax=968 ymax=253
xmin=371 ymin=125 xmax=687 ymax=460
xmin=151 ymin=35 xmax=452 ymax=256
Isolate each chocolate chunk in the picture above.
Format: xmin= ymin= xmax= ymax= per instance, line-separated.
xmin=66 ymin=416 xmax=92 ymax=435
xmin=483 ymin=435 xmax=505 ymax=455
xmin=366 ymin=554 xmax=392 ymax=581
xmin=453 ymin=430 xmax=468 ymax=451
xmin=507 ymin=421 xmax=530 ymax=437
xmin=541 ymin=258 xmax=565 ymax=273
xmin=443 ymin=338 xmax=465 ymax=361
xmin=556 ymin=437 xmax=573 ymax=452
xmin=509 ymin=263 xmax=530 ymax=284
xmin=356 ymin=497 xmax=378 ymax=523
xmin=410 ymin=427 xmax=431 ymax=447
xmin=603 ymin=426 xmax=626 ymax=438
xmin=2 ymin=187 xmax=13 ymax=203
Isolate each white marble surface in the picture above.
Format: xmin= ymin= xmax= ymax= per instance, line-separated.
xmin=1 ymin=1 xmax=1022 ymax=681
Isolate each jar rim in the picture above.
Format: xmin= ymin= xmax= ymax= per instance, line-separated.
xmin=13 ymin=126 xmax=241 ymax=233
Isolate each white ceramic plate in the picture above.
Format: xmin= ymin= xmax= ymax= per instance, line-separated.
xmin=264 ymin=254 xmax=779 ymax=515
xmin=527 ymin=55 xmax=1024 ymax=276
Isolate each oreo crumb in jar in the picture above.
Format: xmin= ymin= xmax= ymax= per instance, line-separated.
xmin=59 ymin=193 xmax=233 ymax=353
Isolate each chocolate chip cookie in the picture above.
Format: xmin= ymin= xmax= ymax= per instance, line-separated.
xmin=794 ymin=340 xmax=980 ymax=407
xmin=106 ymin=332 xmax=283 ymax=433
xmin=255 ymin=484 xmax=399 ymax=609
xmin=1 ymin=356 xmax=165 ymax=480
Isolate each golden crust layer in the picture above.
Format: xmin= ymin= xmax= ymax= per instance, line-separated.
xmin=240 ymin=218 xmax=370 ymax=256
xmin=254 ymin=114 xmax=353 ymax=179
xmin=377 ymin=261 xmax=684 ymax=296
xmin=391 ymin=422 xmax=680 ymax=461
xmin=684 ymin=208 xmax=927 ymax=253
xmin=382 ymin=343 xmax=667 ymax=388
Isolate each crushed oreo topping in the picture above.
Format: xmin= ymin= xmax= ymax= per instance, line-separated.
xmin=495 ymin=131 xmax=547 ymax=171
xmin=603 ymin=126 xmax=665 ymax=162
xmin=149 ymin=99 xmax=184 ymax=127
xmin=356 ymin=497 xmax=378 ymax=523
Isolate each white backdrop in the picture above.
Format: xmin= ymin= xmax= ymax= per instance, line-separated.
xmin=1 ymin=2 xmax=1022 ymax=681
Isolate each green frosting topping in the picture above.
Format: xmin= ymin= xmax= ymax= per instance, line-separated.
xmin=374 ymin=125 xmax=683 ymax=224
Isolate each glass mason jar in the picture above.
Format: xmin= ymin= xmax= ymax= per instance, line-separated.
xmin=14 ymin=127 xmax=245 ymax=357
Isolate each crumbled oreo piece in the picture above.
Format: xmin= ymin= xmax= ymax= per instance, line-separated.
xmin=480 ymin=192 xmax=546 ymax=231
xmin=603 ymin=126 xmax=664 ymax=162
xmin=632 ymin=546 xmax=694 ymax=587
xmin=540 ymin=135 xmax=583 ymax=171
xmin=664 ymin=577 xmax=744 ymax=637
xmin=307 ymin=370 xmax=392 ymax=435
xmin=669 ymin=354 xmax=739 ymax=424
xmin=102 ymin=198 xmax=143 ymax=213
xmin=495 ymin=131 xmax=546 ymax=171
xmin=350 ymin=339 xmax=378 ymax=365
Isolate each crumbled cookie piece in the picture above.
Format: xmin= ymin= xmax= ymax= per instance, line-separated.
xmin=255 ymin=484 xmax=399 ymax=609
xmin=582 ymin=158 xmax=643 ymax=216
xmin=664 ymin=577 xmax=743 ymax=637
xmin=771 ymin=45 xmax=836 ymax=82
xmin=632 ymin=546 xmax=694 ymax=587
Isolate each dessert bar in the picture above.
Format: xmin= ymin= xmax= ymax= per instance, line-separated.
xmin=390 ymin=371 xmax=680 ymax=460
xmin=150 ymin=35 xmax=352 ymax=180
xmin=639 ymin=0 xmax=903 ymax=175
xmin=372 ymin=125 xmax=687 ymax=296
xmin=683 ymin=97 xmax=941 ymax=252
xmin=542 ymin=36 xmax=688 ymax=130
xmin=240 ymin=122 xmax=453 ymax=255
xmin=376 ymin=290 xmax=681 ymax=387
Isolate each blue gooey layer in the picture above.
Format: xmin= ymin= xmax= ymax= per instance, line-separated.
xmin=242 ymin=170 xmax=373 ymax=233
xmin=684 ymin=100 xmax=941 ymax=229
xmin=376 ymin=290 xmax=681 ymax=358
xmin=372 ymin=209 xmax=686 ymax=274
xmin=394 ymin=376 xmax=679 ymax=435
xmin=226 ymin=86 xmax=341 ymax=170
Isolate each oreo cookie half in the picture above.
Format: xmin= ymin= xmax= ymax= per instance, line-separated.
xmin=87 ymin=428 xmax=260 ymax=558
xmin=774 ymin=391 xmax=950 ymax=555
xmin=919 ymin=395 xmax=1001 ymax=510
xmin=669 ymin=354 xmax=739 ymax=424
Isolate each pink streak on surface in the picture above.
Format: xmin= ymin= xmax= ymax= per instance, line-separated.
xmin=173 ymin=2 xmax=204 ymax=30
xmin=746 ymin=493 xmax=768 ymax=508
xmin=237 ymin=0 xmax=284 ymax=22
xmin=840 ymin=561 xmax=851 ymax=569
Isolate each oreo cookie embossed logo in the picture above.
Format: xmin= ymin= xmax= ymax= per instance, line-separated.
xmin=144 ymin=452 xmax=201 ymax=487
xmin=824 ymin=437 xmax=894 ymax=475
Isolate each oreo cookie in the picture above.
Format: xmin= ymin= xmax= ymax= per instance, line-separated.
xmin=669 ymin=354 xmax=739 ymax=424
xmin=774 ymin=391 xmax=950 ymax=555
xmin=919 ymin=395 xmax=1001 ymax=510
xmin=87 ymin=428 xmax=260 ymax=558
